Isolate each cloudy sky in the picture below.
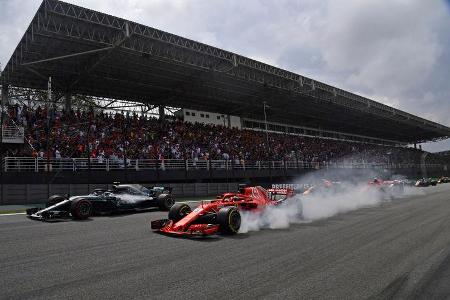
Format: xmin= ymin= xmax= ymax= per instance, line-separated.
xmin=1 ymin=0 xmax=449 ymax=151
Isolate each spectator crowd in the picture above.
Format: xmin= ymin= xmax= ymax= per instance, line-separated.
xmin=1 ymin=104 xmax=445 ymax=166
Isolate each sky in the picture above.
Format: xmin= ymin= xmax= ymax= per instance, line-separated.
xmin=0 ymin=0 xmax=449 ymax=152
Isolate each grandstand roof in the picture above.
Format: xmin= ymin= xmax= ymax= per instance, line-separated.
xmin=2 ymin=0 xmax=450 ymax=143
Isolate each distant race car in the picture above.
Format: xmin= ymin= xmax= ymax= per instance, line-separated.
xmin=267 ymin=187 xmax=296 ymax=200
xmin=397 ymin=179 xmax=416 ymax=186
xmin=301 ymin=179 xmax=344 ymax=195
xmin=151 ymin=185 xmax=298 ymax=236
xmin=438 ymin=176 xmax=450 ymax=184
xmin=366 ymin=178 xmax=404 ymax=197
xmin=415 ymin=178 xmax=437 ymax=187
xmin=26 ymin=184 xmax=174 ymax=221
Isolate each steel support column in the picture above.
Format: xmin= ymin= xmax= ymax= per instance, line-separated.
xmin=1 ymin=84 xmax=8 ymax=137
xmin=158 ymin=105 xmax=165 ymax=120
xmin=64 ymin=92 xmax=72 ymax=112
xmin=2 ymin=84 xmax=9 ymax=106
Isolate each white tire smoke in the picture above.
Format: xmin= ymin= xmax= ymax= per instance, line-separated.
xmin=239 ymin=178 xmax=424 ymax=233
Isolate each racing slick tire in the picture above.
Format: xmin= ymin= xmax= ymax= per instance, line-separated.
xmin=217 ymin=206 xmax=241 ymax=234
xmin=168 ymin=203 xmax=192 ymax=222
xmin=157 ymin=194 xmax=175 ymax=211
xmin=46 ymin=195 xmax=66 ymax=207
xmin=70 ymin=198 xmax=93 ymax=220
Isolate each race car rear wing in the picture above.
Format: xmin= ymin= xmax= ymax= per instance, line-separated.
xmin=267 ymin=188 xmax=294 ymax=195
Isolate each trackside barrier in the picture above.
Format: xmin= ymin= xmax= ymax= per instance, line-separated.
xmin=0 ymin=157 xmax=446 ymax=172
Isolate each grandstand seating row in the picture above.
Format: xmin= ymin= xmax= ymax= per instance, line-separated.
xmin=1 ymin=104 xmax=448 ymax=167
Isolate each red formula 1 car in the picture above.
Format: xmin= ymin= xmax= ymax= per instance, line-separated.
xmin=151 ymin=185 xmax=295 ymax=236
xmin=366 ymin=178 xmax=404 ymax=197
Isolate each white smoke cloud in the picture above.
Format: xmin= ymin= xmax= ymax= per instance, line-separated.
xmin=300 ymin=183 xmax=381 ymax=221
xmin=239 ymin=200 xmax=303 ymax=233
xmin=239 ymin=171 xmax=425 ymax=233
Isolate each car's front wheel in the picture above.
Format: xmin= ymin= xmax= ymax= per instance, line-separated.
xmin=157 ymin=194 xmax=175 ymax=211
xmin=71 ymin=198 xmax=93 ymax=220
xmin=217 ymin=206 xmax=241 ymax=234
xmin=168 ymin=203 xmax=191 ymax=222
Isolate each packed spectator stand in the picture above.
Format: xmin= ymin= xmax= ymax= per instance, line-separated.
xmin=1 ymin=104 xmax=447 ymax=169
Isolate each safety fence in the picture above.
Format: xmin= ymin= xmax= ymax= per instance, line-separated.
xmin=1 ymin=157 xmax=445 ymax=172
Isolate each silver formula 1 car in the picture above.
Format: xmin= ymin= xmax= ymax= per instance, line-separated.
xmin=26 ymin=183 xmax=175 ymax=221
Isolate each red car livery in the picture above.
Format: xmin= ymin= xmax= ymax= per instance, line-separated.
xmin=151 ymin=186 xmax=295 ymax=236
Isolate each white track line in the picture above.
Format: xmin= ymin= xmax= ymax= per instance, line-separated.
xmin=0 ymin=212 xmax=27 ymax=216
xmin=0 ymin=200 xmax=211 ymax=216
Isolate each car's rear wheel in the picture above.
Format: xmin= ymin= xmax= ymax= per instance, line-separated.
xmin=217 ymin=206 xmax=241 ymax=234
xmin=168 ymin=203 xmax=191 ymax=222
xmin=71 ymin=198 xmax=93 ymax=220
xmin=158 ymin=194 xmax=175 ymax=211
xmin=46 ymin=195 xmax=66 ymax=207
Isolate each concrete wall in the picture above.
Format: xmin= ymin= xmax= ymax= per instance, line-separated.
xmin=0 ymin=166 xmax=448 ymax=205
xmin=0 ymin=182 xmax=239 ymax=205
xmin=1 ymin=165 xmax=448 ymax=185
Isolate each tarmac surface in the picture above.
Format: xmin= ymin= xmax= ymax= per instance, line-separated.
xmin=1 ymin=185 xmax=449 ymax=299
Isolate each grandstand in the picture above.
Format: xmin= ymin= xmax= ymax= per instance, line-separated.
xmin=1 ymin=0 xmax=449 ymax=190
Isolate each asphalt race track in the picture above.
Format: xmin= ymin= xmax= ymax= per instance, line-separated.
xmin=1 ymin=185 xmax=449 ymax=299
